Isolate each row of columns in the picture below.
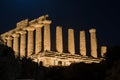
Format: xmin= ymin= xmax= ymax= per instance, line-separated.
xmin=4 ymin=20 xmax=51 ymax=57
xmin=4 ymin=22 xmax=107 ymax=58
xmin=56 ymin=27 xmax=107 ymax=58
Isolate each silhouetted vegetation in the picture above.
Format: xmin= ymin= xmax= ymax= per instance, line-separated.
xmin=105 ymin=46 xmax=120 ymax=66
xmin=104 ymin=46 xmax=120 ymax=80
xmin=0 ymin=42 xmax=120 ymax=80
xmin=0 ymin=44 xmax=20 ymax=80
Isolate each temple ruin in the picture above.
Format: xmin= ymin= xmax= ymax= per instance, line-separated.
xmin=0 ymin=14 xmax=107 ymax=67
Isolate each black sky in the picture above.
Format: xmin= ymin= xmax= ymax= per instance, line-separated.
xmin=0 ymin=0 xmax=120 ymax=47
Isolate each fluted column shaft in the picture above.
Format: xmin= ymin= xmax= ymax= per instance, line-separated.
xmin=80 ymin=30 xmax=86 ymax=56
xmin=18 ymin=31 xmax=27 ymax=57
xmin=26 ymin=27 xmax=35 ymax=56
xmin=89 ymin=28 xmax=97 ymax=58
xmin=68 ymin=28 xmax=75 ymax=55
xmin=43 ymin=20 xmax=52 ymax=51
xmin=6 ymin=36 xmax=13 ymax=48
xmin=56 ymin=26 xmax=63 ymax=53
xmin=12 ymin=33 xmax=19 ymax=57
xmin=33 ymin=24 xmax=43 ymax=54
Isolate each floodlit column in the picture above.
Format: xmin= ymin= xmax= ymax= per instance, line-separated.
xmin=80 ymin=30 xmax=86 ymax=56
xmin=26 ymin=27 xmax=35 ymax=56
xmin=101 ymin=46 xmax=107 ymax=57
xmin=6 ymin=36 xmax=13 ymax=48
xmin=18 ymin=31 xmax=27 ymax=57
xmin=89 ymin=28 xmax=97 ymax=58
xmin=56 ymin=26 xmax=63 ymax=53
xmin=33 ymin=24 xmax=43 ymax=54
xmin=43 ymin=20 xmax=52 ymax=51
xmin=68 ymin=28 xmax=75 ymax=55
xmin=12 ymin=33 xmax=19 ymax=57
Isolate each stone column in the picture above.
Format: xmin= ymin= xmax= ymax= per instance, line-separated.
xmin=26 ymin=27 xmax=35 ymax=56
xmin=56 ymin=26 xmax=63 ymax=53
xmin=89 ymin=28 xmax=97 ymax=58
xmin=32 ymin=24 xmax=43 ymax=54
xmin=12 ymin=33 xmax=19 ymax=57
xmin=101 ymin=46 xmax=107 ymax=57
xmin=68 ymin=28 xmax=75 ymax=55
xmin=17 ymin=31 xmax=27 ymax=57
xmin=43 ymin=20 xmax=52 ymax=51
xmin=80 ymin=30 xmax=86 ymax=56
xmin=6 ymin=36 xmax=13 ymax=48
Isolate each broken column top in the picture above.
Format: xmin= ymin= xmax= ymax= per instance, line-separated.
xmin=89 ymin=28 xmax=96 ymax=33
xmin=16 ymin=19 xmax=28 ymax=29
xmin=37 ymin=14 xmax=49 ymax=21
xmin=42 ymin=20 xmax=52 ymax=24
xmin=80 ymin=30 xmax=85 ymax=33
xmin=16 ymin=14 xmax=50 ymax=29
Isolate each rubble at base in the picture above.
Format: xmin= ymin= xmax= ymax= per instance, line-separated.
xmin=30 ymin=51 xmax=103 ymax=67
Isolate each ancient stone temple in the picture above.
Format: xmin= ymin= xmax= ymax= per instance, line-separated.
xmin=0 ymin=15 xmax=107 ymax=67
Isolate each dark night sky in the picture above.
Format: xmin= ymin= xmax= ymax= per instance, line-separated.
xmin=0 ymin=0 xmax=120 ymax=47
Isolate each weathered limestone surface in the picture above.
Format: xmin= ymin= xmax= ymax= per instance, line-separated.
xmin=6 ymin=36 xmax=13 ymax=48
xmin=12 ymin=33 xmax=19 ymax=57
xmin=43 ymin=20 xmax=52 ymax=51
xmin=101 ymin=46 xmax=107 ymax=57
xmin=56 ymin=26 xmax=63 ymax=53
xmin=0 ymin=15 xmax=106 ymax=67
xmin=37 ymin=14 xmax=49 ymax=22
xmin=29 ymin=19 xmax=37 ymax=25
xmin=16 ymin=19 xmax=28 ymax=29
xmin=68 ymin=29 xmax=75 ymax=55
xmin=89 ymin=28 xmax=97 ymax=58
xmin=33 ymin=24 xmax=43 ymax=54
xmin=80 ymin=30 xmax=86 ymax=56
xmin=17 ymin=31 xmax=27 ymax=57
xmin=26 ymin=27 xmax=35 ymax=56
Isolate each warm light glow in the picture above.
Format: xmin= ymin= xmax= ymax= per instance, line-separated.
xmin=0 ymin=15 xmax=105 ymax=67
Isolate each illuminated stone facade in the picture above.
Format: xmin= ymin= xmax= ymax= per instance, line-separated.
xmin=80 ymin=30 xmax=86 ymax=56
xmin=0 ymin=15 xmax=107 ymax=67
xmin=56 ymin=26 xmax=63 ymax=53
xmin=89 ymin=29 xmax=98 ymax=58
xmin=68 ymin=28 xmax=75 ymax=55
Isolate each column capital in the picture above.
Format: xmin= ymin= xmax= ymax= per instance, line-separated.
xmin=6 ymin=36 xmax=13 ymax=40
xmin=89 ymin=28 xmax=96 ymax=33
xmin=42 ymin=20 xmax=52 ymax=24
xmin=12 ymin=33 xmax=19 ymax=38
xmin=24 ymin=27 xmax=35 ymax=31
xmin=17 ymin=30 xmax=27 ymax=35
xmin=31 ymin=23 xmax=43 ymax=28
